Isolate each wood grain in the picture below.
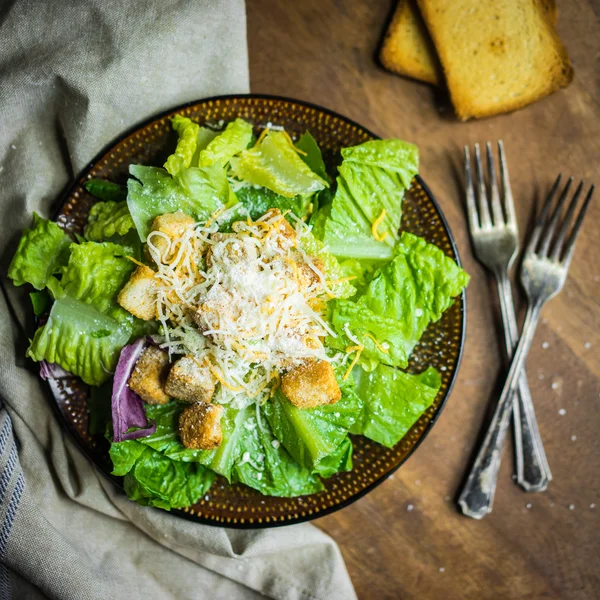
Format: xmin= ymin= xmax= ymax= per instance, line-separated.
xmin=247 ymin=1 xmax=600 ymax=598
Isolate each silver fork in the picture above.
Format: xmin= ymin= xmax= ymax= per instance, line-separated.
xmin=459 ymin=175 xmax=594 ymax=519
xmin=464 ymin=142 xmax=551 ymax=492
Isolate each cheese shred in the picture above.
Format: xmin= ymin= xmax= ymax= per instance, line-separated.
xmin=371 ymin=209 xmax=388 ymax=242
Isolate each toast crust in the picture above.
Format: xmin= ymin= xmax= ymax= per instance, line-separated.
xmin=380 ymin=0 xmax=442 ymax=85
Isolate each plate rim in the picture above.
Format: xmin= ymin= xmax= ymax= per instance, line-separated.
xmin=47 ymin=92 xmax=467 ymax=528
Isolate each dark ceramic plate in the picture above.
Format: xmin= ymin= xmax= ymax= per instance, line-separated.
xmin=48 ymin=94 xmax=465 ymax=528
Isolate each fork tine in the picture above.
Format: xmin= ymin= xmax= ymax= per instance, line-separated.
xmin=498 ymin=141 xmax=517 ymax=228
xmin=526 ymin=174 xmax=563 ymax=254
xmin=550 ymin=181 xmax=584 ymax=261
xmin=538 ymin=177 xmax=573 ymax=256
xmin=560 ymin=184 xmax=594 ymax=266
xmin=474 ymin=144 xmax=492 ymax=228
xmin=486 ymin=142 xmax=504 ymax=226
xmin=464 ymin=146 xmax=480 ymax=231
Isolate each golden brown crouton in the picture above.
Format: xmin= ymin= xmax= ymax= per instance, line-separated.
xmin=262 ymin=208 xmax=296 ymax=245
xmin=146 ymin=212 xmax=195 ymax=262
xmin=128 ymin=346 xmax=170 ymax=405
xmin=117 ymin=265 xmax=157 ymax=320
xmin=178 ymin=402 xmax=223 ymax=450
xmin=164 ymin=355 xmax=216 ymax=403
xmin=297 ymin=258 xmax=324 ymax=289
xmin=281 ymin=359 xmax=341 ymax=409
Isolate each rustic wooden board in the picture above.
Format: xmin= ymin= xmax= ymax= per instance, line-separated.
xmin=246 ymin=0 xmax=600 ymax=598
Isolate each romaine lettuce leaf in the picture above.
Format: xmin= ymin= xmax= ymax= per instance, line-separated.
xmin=164 ymin=115 xmax=200 ymax=177
xmin=132 ymin=402 xmax=322 ymax=496
xmin=235 ymin=186 xmax=312 ymax=220
xmin=30 ymin=290 xmax=51 ymax=317
xmin=8 ymin=213 xmax=72 ymax=290
xmin=28 ymin=296 xmax=132 ymax=385
xmin=27 ymin=242 xmax=136 ymax=385
xmin=83 ymin=201 xmax=135 ymax=241
xmin=299 ymin=231 xmax=356 ymax=300
xmin=109 ymin=438 xmax=147 ymax=476
xmin=328 ymin=232 xmax=469 ymax=368
xmin=350 ymin=365 xmax=441 ymax=448
xmin=122 ymin=445 xmax=215 ymax=510
xmin=198 ymin=118 xmax=253 ymax=168
xmin=230 ymin=131 xmax=328 ymax=198
xmin=84 ymin=179 xmax=127 ymax=202
xmin=232 ymin=409 xmax=324 ymax=496
xmin=127 ymin=165 xmax=229 ymax=241
xmin=296 ymin=131 xmax=330 ymax=183
xmin=263 ymin=373 xmax=362 ymax=473
xmin=341 ymin=139 xmax=419 ymax=188
xmin=319 ymin=139 xmax=418 ymax=259
xmin=60 ymin=242 xmax=135 ymax=320
xmin=312 ymin=436 xmax=353 ymax=478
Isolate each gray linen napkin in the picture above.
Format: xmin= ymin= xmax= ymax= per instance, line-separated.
xmin=0 ymin=1 xmax=357 ymax=598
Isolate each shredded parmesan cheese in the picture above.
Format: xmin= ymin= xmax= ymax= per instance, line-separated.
xmin=372 ymin=209 xmax=388 ymax=242
xmin=148 ymin=207 xmax=340 ymax=405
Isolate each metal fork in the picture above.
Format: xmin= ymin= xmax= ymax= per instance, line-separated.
xmin=463 ymin=142 xmax=551 ymax=493
xmin=459 ymin=175 xmax=594 ymax=519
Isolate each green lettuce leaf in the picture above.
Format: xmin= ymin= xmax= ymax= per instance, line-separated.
xmin=263 ymin=372 xmax=362 ymax=473
xmin=296 ymin=131 xmax=330 ymax=182
xmin=60 ymin=242 xmax=135 ymax=320
xmin=312 ymin=436 xmax=353 ymax=478
xmin=83 ymin=201 xmax=135 ymax=241
xmin=299 ymin=231 xmax=356 ymax=300
xmin=27 ymin=242 xmax=135 ymax=385
xmin=28 ymin=296 xmax=132 ymax=385
xmin=341 ymin=139 xmax=419 ymax=188
xmin=320 ymin=139 xmax=418 ymax=259
xmin=328 ymin=232 xmax=469 ymax=368
xmin=350 ymin=365 xmax=441 ymax=447
xmin=120 ymin=445 xmax=215 ymax=510
xmin=230 ymin=131 xmax=328 ymax=198
xmin=133 ymin=402 xmax=321 ymax=497
xmin=8 ymin=213 xmax=72 ymax=290
xmin=127 ymin=165 xmax=229 ymax=241
xmin=164 ymin=115 xmax=200 ymax=177
xmin=232 ymin=408 xmax=324 ymax=496
xmin=109 ymin=438 xmax=147 ymax=476
xmin=235 ymin=186 xmax=312 ymax=220
xmin=198 ymin=118 xmax=253 ymax=167
xmin=84 ymin=179 xmax=127 ymax=202
xmin=29 ymin=290 xmax=51 ymax=317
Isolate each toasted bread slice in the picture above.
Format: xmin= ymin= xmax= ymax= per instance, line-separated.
xmin=381 ymin=0 xmax=559 ymax=88
xmin=380 ymin=0 xmax=442 ymax=85
xmin=416 ymin=0 xmax=572 ymax=119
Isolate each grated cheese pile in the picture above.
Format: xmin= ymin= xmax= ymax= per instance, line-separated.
xmin=146 ymin=207 xmax=342 ymax=408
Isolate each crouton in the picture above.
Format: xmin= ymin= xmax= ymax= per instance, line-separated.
xmin=297 ymin=258 xmax=324 ymax=289
xmin=146 ymin=212 xmax=195 ymax=262
xmin=281 ymin=359 xmax=341 ymax=409
xmin=128 ymin=346 xmax=170 ymax=405
xmin=117 ymin=265 xmax=157 ymax=320
xmin=263 ymin=208 xmax=296 ymax=246
xmin=164 ymin=355 xmax=216 ymax=403
xmin=178 ymin=402 xmax=223 ymax=450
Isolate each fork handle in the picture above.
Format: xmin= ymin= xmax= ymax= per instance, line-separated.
xmin=458 ymin=303 xmax=543 ymax=519
xmin=496 ymin=276 xmax=552 ymax=491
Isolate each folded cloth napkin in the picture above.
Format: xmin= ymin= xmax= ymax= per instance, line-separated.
xmin=0 ymin=1 xmax=357 ymax=598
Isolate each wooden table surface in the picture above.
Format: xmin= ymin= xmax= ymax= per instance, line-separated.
xmin=247 ymin=1 xmax=599 ymax=598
